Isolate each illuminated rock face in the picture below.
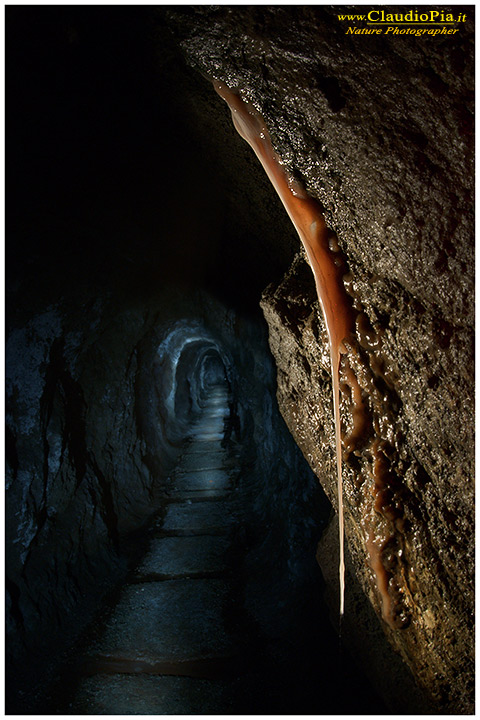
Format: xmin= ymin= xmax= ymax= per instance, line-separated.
xmin=165 ymin=5 xmax=474 ymax=713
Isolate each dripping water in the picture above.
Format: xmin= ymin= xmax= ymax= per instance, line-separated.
xmin=332 ymin=347 xmax=345 ymax=618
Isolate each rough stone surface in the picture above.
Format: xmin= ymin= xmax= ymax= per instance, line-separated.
xmin=178 ymin=451 xmax=228 ymax=472
xmin=71 ymin=674 xmax=233 ymax=715
xmin=137 ymin=536 xmax=230 ymax=576
xmin=162 ymin=500 xmax=235 ymax=534
xmin=316 ymin=518 xmax=433 ymax=715
xmin=92 ymin=579 xmax=234 ymax=662
xmin=163 ymin=6 xmax=475 ymax=713
xmin=172 ymin=470 xmax=232 ymax=493
xmin=260 ymin=252 xmax=474 ymax=713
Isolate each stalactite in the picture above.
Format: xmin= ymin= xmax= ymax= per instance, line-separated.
xmin=213 ymin=79 xmax=418 ymax=629
xmin=213 ymin=79 xmax=353 ymax=618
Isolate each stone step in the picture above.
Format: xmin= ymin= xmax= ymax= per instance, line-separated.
xmin=189 ymin=433 xmax=224 ymax=442
xmin=182 ymin=448 xmax=226 ymax=459
xmin=70 ymin=673 xmax=235 ymax=715
xmin=195 ymin=402 xmax=226 ymax=409
xmin=136 ymin=536 xmax=230 ymax=577
xmin=191 ymin=422 xmax=224 ymax=429
xmin=180 ymin=444 xmax=226 ymax=454
xmin=190 ymin=422 xmax=225 ymax=430
xmin=161 ymin=501 xmax=235 ymax=534
xmin=197 ymin=413 xmax=226 ymax=420
xmin=191 ymin=427 xmax=225 ymax=436
xmin=81 ymin=654 xmax=242 ymax=679
xmin=158 ymin=527 xmax=230 ymax=538
xmin=180 ymin=457 xmax=226 ymax=466
xmin=131 ymin=570 xmax=227 ymax=582
xmin=184 ymin=453 xmax=225 ymax=461
xmin=185 ymin=447 xmax=227 ymax=456
xmin=91 ymin=579 xmax=235 ymax=664
xmin=166 ymin=490 xmax=231 ymax=501
xmin=179 ymin=454 xmax=228 ymax=472
xmin=196 ymin=408 xmax=227 ymax=416
xmin=173 ymin=470 xmax=232 ymax=493
xmin=194 ymin=407 xmax=227 ymax=417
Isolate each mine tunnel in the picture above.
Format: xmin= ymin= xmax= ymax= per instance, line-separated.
xmin=6 ymin=6 xmax=474 ymax=715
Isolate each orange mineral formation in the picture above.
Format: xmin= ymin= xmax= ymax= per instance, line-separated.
xmin=213 ymin=80 xmax=353 ymax=616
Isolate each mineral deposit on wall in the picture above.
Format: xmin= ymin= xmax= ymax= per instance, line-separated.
xmin=164 ymin=6 xmax=474 ymax=712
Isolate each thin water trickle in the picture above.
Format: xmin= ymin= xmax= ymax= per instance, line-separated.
xmin=332 ymin=348 xmax=345 ymax=618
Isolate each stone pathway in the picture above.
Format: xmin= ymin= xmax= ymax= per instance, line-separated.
xmin=69 ymin=383 xmax=244 ymax=714
xmin=45 ymin=382 xmax=388 ymax=715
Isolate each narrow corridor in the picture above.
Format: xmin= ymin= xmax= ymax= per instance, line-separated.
xmin=43 ymin=380 xmax=386 ymax=715
xmin=68 ymin=382 xmax=243 ymax=713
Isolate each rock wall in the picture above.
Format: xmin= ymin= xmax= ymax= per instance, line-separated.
xmin=164 ymin=6 xmax=474 ymax=713
xmin=6 ymin=290 xmax=184 ymax=704
xmin=6 ymin=280 xmax=329 ymax=711
xmin=6 ymin=11 xmax=311 ymax=707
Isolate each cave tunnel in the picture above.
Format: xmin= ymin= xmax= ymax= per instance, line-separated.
xmin=6 ymin=5 xmax=474 ymax=716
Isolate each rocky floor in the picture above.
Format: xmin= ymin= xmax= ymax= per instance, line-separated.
xmin=65 ymin=384 xmax=245 ymax=714
xmin=37 ymin=382 xmax=388 ymax=715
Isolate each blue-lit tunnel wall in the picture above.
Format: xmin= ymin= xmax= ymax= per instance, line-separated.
xmin=5 ymin=8 xmax=331 ymax=708
xmin=152 ymin=322 xmax=234 ymax=448
xmin=6 ymin=286 xmax=329 ymax=707
xmin=6 ymin=7 xmax=334 ymax=712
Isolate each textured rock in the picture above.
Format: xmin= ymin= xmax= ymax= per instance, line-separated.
xmin=71 ymin=674 xmax=234 ymax=715
xmin=162 ymin=500 xmax=236 ymax=534
xmin=6 ymin=281 xmax=326 ymax=711
xmin=163 ymin=6 xmax=474 ymax=713
xmin=137 ymin=536 xmax=230 ymax=577
xmin=91 ymin=579 xmax=235 ymax=663
xmin=6 ymin=297 xmax=164 ymax=701
xmin=316 ymin=518 xmax=433 ymax=715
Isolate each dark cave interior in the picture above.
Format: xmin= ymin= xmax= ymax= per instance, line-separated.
xmin=7 ymin=6 xmax=299 ymax=322
xmin=6 ymin=5 xmax=474 ymax=715
xmin=5 ymin=6 xmax=366 ymax=714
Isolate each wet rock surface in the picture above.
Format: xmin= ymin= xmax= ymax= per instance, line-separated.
xmin=261 ymin=253 xmax=474 ymax=712
xmin=163 ymin=5 xmax=475 ymax=713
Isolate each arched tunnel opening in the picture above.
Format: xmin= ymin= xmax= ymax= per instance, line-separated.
xmin=6 ymin=5 xmax=474 ymax=716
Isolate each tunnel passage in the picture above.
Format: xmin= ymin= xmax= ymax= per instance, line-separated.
xmin=29 ymin=315 xmax=391 ymax=715
xmin=154 ymin=322 xmax=235 ymax=447
xmin=5 ymin=292 xmax=341 ymax=713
